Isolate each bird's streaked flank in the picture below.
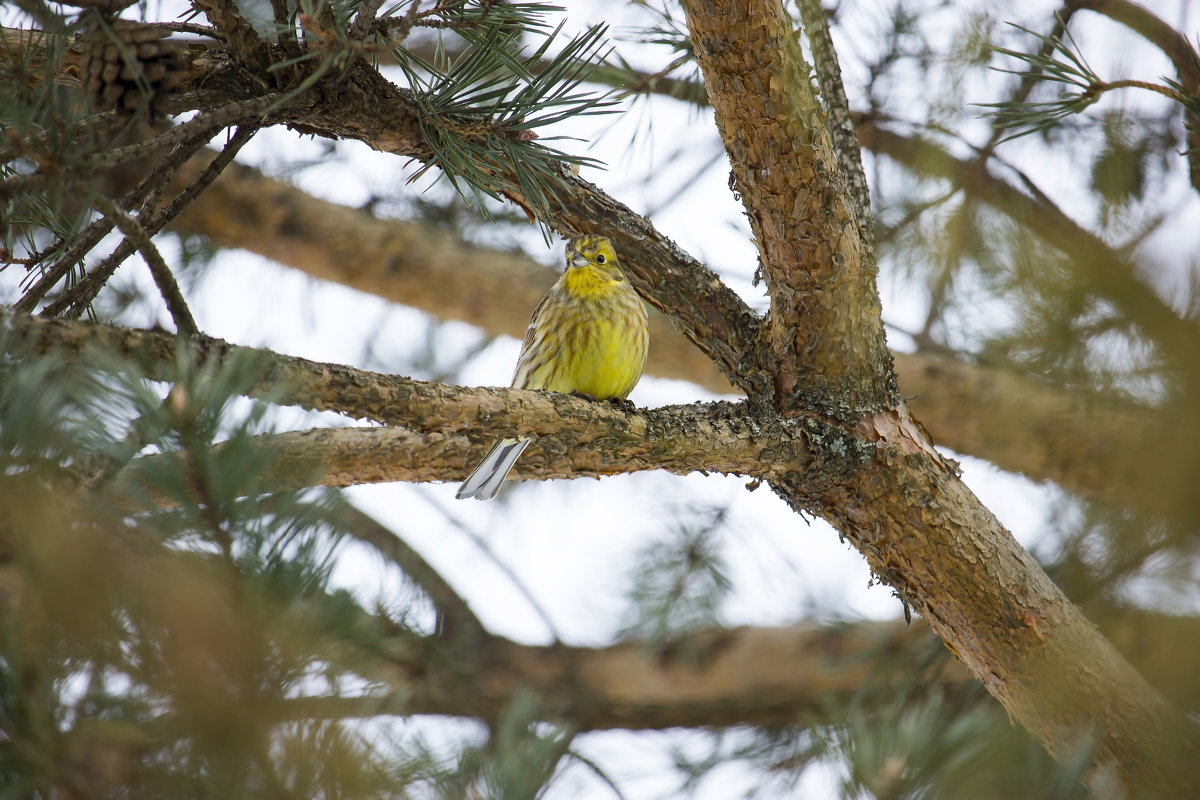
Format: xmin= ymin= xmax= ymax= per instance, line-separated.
xmin=456 ymin=235 xmax=649 ymax=500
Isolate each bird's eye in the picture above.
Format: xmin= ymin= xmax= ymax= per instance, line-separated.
xmin=595 ymin=254 xmax=606 ymax=264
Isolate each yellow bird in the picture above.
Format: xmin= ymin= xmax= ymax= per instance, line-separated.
xmin=456 ymin=235 xmax=649 ymax=500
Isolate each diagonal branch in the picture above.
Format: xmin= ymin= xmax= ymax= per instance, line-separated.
xmin=92 ymin=194 xmax=197 ymax=335
xmin=335 ymin=503 xmax=486 ymax=637
xmin=797 ymin=0 xmax=872 ymax=230
xmin=682 ymin=1 xmax=1193 ymax=795
xmin=857 ymin=117 xmax=1200 ymax=357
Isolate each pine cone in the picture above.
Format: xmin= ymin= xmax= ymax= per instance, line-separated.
xmin=81 ymin=21 xmax=187 ymax=116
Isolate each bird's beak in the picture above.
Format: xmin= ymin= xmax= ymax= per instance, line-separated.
xmin=570 ymin=253 xmax=589 ymax=268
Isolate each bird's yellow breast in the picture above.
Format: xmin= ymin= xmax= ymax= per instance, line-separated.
xmin=513 ymin=264 xmax=648 ymax=400
xmin=562 ymin=263 xmax=622 ymax=300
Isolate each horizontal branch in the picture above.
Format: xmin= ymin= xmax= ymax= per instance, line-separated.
xmin=135 ymin=400 xmax=815 ymax=497
xmin=381 ymin=620 xmax=965 ymax=730
xmin=378 ymin=609 xmax=1200 ymax=730
xmin=166 ymin=154 xmax=1180 ymax=515
xmin=0 ymin=309 xmax=816 ymax=489
xmin=893 ymin=352 xmax=1181 ymax=518
xmin=10 ymin=307 xmax=1190 ymax=540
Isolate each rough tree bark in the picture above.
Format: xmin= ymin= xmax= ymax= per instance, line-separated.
xmin=4 ymin=0 xmax=1197 ymax=793
xmin=677 ymin=0 xmax=1192 ymax=795
xmin=6 ymin=310 xmax=1200 ymax=736
xmin=159 ymin=150 xmax=1179 ymax=517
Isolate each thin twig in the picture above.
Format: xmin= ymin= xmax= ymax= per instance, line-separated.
xmin=1094 ymin=77 xmax=1190 ymax=103
xmin=796 ymin=0 xmax=873 ymax=231
xmin=19 ymin=109 xmax=269 ymax=314
xmin=140 ymin=124 xmax=259 ymax=232
xmin=350 ymin=0 xmax=387 ymax=40
xmin=148 ymin=21 xmax=223 ymax=38
xmin=19 ymin=187 xmax=123 ymax=313
xmin=415 ymin=489 xmax=564 ymax=642
xmin=92 ymin=193 xmax=198 ymax=335
xmin=0 ymin=171 xmax=51 ymax=201
xmin=1067 ymin=0 xmax=1200 ymax=192
xmin=32 ymin=133 xmax=202 ymax=316
xmin=39 ymin=125 xmax=258 ymax=318
xmin=83 ymin=95 xmax=281 ymax=169
xmin=336 ymin=502 xmax=487 ymax=637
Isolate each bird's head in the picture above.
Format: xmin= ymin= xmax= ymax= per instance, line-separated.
xmin=565 ymin=235 xmax=622 ymax=277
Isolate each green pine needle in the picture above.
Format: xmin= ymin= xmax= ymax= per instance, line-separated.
xmin=388 ymin=8 xmax=617 ymax=229
xmin=979 ymin=19 xmax=1103 ymax=142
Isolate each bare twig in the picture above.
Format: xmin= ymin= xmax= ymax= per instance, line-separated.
xmin=83 ymin=95 xmax=280 ymax=170
xmin=92 ymin=193 xmax=198 ymax=335
xmin=350 ymin=0 xmax=386 ymax=40
xmin=39 ymin=125 xmax=258 ymax=318
xmin=335 ymin=502 xmax=487 ymax=637
xmin=796 ymin=0 xmax=872 ymax=231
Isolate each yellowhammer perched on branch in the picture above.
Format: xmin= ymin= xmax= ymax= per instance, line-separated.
xmin=456 ymin=235 xmax=649 ymax=500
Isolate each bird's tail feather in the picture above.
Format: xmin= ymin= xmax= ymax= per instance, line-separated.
xmin=456 ymin=437 xmax=533 ymax=500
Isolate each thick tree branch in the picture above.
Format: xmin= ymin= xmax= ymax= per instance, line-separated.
xmin=682 ymin=1 xmax=1194 ymax=795
xmin=133 ymin=398 xmax=815 ymax=496
xmin=9 ymin=486 xmax=1200 ymax=737
xmin=381 ymin=620 xmax=965 ymax=730
xmin=892 ymin=352 xmax=1188 ymax=519
xmin=383 ymin=610 xmax=1200 ymax=730
xmin=5 ymin=308 xmax=1181 ymax=520
xmin=0 ymin=310 xmax=818 ymax=491
xmin=684 ymin=0 xmax=893 ymax=416
xmin=808 ymin=405 xmax=1193 ymax=794
xmin=164 ymin=153 xmax=1184 ymax=516
xmin=134 ymin=601 xmax=1200 ymax=733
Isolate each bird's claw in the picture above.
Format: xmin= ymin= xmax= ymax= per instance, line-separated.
xmin=608 ymin=396 xmax=636 ymax=412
